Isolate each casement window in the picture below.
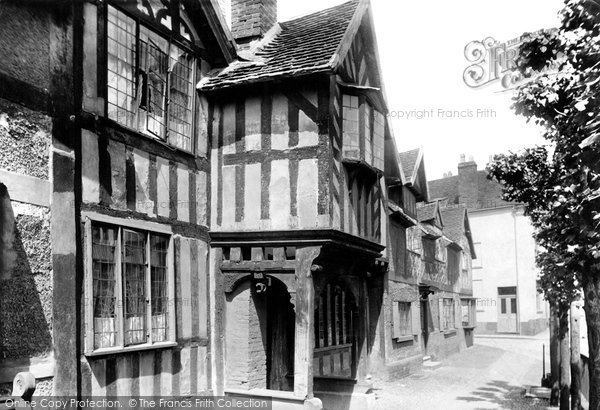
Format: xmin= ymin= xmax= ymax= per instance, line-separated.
xmin=342 ymin=95 xmax=360 ymax=157
xmin=460 ymin=251 xmax=470 ymax=289
xmin=402 ymin=186 xmax=417 ymax=216
xmin=313 ymin=282 xmax=357 ymax=379
xmin=440 ymin=298 xmax=456 ymax=331
xmin=447 ymin=247 xmax=460 ymax=282
xmin=407 ymin=227 xmax=421 ymax=253
xmin=84 ymin=214 xmax=175 ymax=354
xmin=392 ymin=301 xmax=419 ymax=341
xmin=390 ymin=222 xmax=406 ymax=279
xmin=422 ymin=238 xmax=436 ymax=261
xmin=461 ymin=299 xmax=476 ymax=327
xmin=106 ymin=5 xmax=196 ymax=152
xmin=342 ymin=94 xmax=385 ymax=171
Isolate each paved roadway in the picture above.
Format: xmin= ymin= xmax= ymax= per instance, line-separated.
xmin=372 ymin=330 xmax=555 ymax=409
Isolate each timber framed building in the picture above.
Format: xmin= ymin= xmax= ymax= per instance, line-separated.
xmin=0 ymin=0 xmax=477 ymax=409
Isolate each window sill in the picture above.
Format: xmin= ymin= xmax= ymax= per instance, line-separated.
xmin=104 ymin=117 xmax=198 ymax=158
xmin=84 ymin=341 xmax=178 ymax=357
xmin=393 ymin=335 xmax=415 ymax=343
xmin=313 ymin=375 xmax=358 ymax=383
xmin=442 ymin=329 xmax=457 ymax=337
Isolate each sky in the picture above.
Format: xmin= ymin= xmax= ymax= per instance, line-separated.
xmin=222 ymin=0 xmax=565 ymax=179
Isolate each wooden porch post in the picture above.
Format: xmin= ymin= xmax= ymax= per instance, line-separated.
xmin=293 ymin=247 xmax=320 ymax=399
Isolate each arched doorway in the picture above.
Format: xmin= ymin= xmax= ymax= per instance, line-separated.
xmin=265 ymin=279 xmax=295 ymax=391
xmin=224 ymin=276 xmax=295 ymax=392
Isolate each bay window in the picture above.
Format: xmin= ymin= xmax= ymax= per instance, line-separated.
xmin=447 ymin=246 xmax=460 ymax=283
xmin=342 ymin=94 xmax=385 ymax=171
xmin=84 ymin=214 xmax=175 ymax=354
xmin=107 ymin=5 xmax=196 ymax=152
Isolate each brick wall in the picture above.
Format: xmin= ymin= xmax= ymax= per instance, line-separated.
xmin=457 ymin=161 xmax=478 ymax=207
xmin=224 ymin=281 xmax=267 ymax=389
xmin=231 ymin=0 xmax=277 ymax=42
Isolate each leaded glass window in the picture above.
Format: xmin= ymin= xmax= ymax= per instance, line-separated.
xmin=106 ymin=5 xmax=196 ymax=152
xmin=88 ymin=220 xmax=173 ymax=352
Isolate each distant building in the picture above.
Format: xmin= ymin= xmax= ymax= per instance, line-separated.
xmin=378 ymin=148 xmax=477 ymax=379
xmin=429 ymin=158 xmax=549 ymax=335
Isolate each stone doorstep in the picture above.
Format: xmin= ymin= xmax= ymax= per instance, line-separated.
xmin=422 ymin=360 xmax=442 ymax=371
xmin=225 ymin=388 xmax=322 ymax=410
xmin=314 ymin=391 xmax=376 ymax=410
xmin=382 ymin=355 xmax=424 ymax=381
xmin=421 ymin=354 xmax=442 ymax=371
xmin=524 ymin=386 xmax=551 ymax=400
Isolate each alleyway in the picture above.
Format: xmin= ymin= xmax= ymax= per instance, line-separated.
xmin=373 ymin=331 xmax=553 ymax=410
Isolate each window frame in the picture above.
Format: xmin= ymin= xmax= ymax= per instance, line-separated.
xmin=341 ymin=92 xmax=385 ymax=171
xmin=83 ymin=212 xmax=176 ymax=356
xmin=441 ymin=298 xmax=456 ymax=331
xmin=396 ymin=302 xmax=412 ymax=338
xmin=461 ymin=298 xmax=476 ymax=328
xmin=104 ymin=3 xmax=198 ymax=154
xmin=313 ymin=282 xmax=358 ymax=380
xmin=472 ymin=242 xmax=483 ymax=269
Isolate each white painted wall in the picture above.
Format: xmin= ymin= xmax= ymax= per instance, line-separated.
xmin=469 ymin=206 xmax=547 ymax=330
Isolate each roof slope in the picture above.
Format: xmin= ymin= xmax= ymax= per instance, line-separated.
xmin=199 ymin=0 xmax=360 ymax=90
xmin=398 ymin=148 xmax=420 ymax=183
xmin=439 ymin=205 xmax=476 ymax=258
xmin=429 ymin=170 xmax=512 ymax=210
xmin=417 ymin=203 xmax=439 ymax=224
xmin=440 ymin=206 xmax=466 ymax=243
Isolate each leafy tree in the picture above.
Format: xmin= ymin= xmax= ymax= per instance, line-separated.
xmin=486 ymin=0 xmax=600 ymax=407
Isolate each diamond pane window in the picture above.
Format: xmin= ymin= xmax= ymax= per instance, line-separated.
xmin=123 ymin=229 xmax=147 ymax=346
xmin=168 ymin=44 xmax=195 ymax=152
xmin=106 ymin=5 xmax=197 ymax=153
xmin=92 ymin=225 xmax=118 ymax=349
xmin=107 ymin=7 xmax=136 ymax=129
xmin=87 ymin=219 xmax=174 ymax=353
xmin=342 ymin=94 xmax=385 ymax=172
xmin=364 ymin=103 xmax=372 ymax=165
xmin=342 ymin=95 xmax=360 ymax=158
xmin=373 ymin=111 xmax=385 ymax=170
xmin=150 ymin=234 xmax=169 ymax=342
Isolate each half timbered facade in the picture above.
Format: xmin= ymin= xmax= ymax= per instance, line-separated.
xmin=198 ymin=1 xmax=391 ymax=407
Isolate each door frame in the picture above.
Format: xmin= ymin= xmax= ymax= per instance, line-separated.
xmin=497 ymin=289 xmax=519 ymax=334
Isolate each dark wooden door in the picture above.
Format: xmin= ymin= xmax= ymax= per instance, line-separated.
xmin=421 ymin=299 xmax=429 ymax=351
xmin=266 ymin=282 xmax=295 ymax=391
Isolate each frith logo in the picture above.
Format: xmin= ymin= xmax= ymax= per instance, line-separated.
xmin=463 ymin=34 xmax=560 ymax=89
xmin=463 ymin=36 xmax=523 ymax=89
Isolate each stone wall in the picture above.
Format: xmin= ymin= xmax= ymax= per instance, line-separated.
xmin=0 ymin=97 xmax=53 ymax=384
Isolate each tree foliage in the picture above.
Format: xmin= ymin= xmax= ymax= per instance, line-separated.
xmin=486 ymin=0 xmax=600 ymax=406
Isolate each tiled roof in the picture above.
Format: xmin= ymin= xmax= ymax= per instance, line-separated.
xmin=398 ymin=148 xmax=420 ymax=183
xmin=417 ymin=202 xmax=438 ymax=223
xmin=429 ymin=170 xmax=512 ymax=210
xmin=199 ymin=0 xmax=360 ymax=90
xmin=440 ymin=206 xmax=466 ymax=243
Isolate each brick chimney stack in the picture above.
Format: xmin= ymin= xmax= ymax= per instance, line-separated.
xmin=231 ymin=0 xmax=277 ymax=45
xmin=458 ymin=155 xmax=478 ymax=208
